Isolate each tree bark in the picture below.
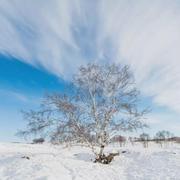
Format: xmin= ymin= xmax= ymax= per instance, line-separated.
xmin=99 ymin=145 xmax=105 ymax=156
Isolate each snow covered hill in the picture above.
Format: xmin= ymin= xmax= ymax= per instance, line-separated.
xmin=0 ymin=142 xmax=180 ymax=180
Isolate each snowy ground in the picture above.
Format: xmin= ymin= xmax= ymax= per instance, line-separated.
xmin=0 ymin=142 xmax=180 ymax=180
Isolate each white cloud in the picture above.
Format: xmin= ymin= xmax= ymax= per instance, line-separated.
xmin=0 ymin=0 xmax=84 ymax=76
xmin=0 ymin=0 xmax=180 ymax=114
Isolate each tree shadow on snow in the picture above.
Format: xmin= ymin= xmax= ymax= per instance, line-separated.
xmin=73 ymin=153 xmax=95 ymax=162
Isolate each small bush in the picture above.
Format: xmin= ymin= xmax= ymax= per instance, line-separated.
xmin=33 ymin=138 xmax=45 ymax=144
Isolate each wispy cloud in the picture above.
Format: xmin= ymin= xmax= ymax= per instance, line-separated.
xmin=0 ymin=0 xmax=180 ymax=114
xmin=0 ymin=0 xmax=100 ymax=77
xmin=0 ymin=89 xmax=28 ymax=103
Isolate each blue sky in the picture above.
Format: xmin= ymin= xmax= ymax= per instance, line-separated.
xmin=0 ymin=55 xmax=67 ymax=141
xmin=0 ymin=0 xmax=180 ymax=141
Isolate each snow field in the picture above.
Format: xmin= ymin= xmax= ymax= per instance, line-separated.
xmin=0 ymin=142 xmax=180 ymax=180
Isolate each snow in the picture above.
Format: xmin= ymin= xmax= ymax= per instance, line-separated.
xmin=0 ymin=142 xmax=180 ymax=180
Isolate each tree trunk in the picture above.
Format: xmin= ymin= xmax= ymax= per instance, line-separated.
xmin=99 ymin=145 xmax=105 ymax=156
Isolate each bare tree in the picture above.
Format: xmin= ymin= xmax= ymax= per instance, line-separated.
xmin=19 ymin=63 xmax=148 ymax=163
xmin=154 ymin=130 xmax=174 ymax=147
xmin=139 ymin=133 xmax=150 ymax=148
xmin=111 ymin=135 xmax=126 ymax=147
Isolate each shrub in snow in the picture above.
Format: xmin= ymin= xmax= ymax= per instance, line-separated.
xmin=33 ymin=138 xmax=45 ymax=144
